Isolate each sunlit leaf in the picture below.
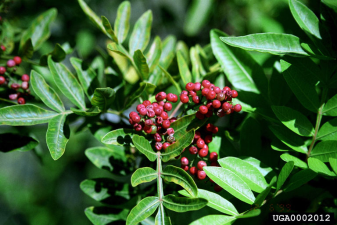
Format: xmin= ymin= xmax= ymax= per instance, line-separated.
xmin=129 ymin=10 xmax=152 ymax=55
xmin=132 ymin=135 xmax=157 ymax=162
xmin=101 ymin=128 xmax=136 ymax=146
xmin=91 ymin=88 xmax=116 ymax=112
xmin=146 ymin=36 xmax=162 ymax=73
xmin=162 ymin=194 xmax=207 ymax=212
xmin=310 ymin=141 xmax=337 ymax=162
xmin=134 ymin=50 xmax=150 ymax=80
xmin=189 ymin=215 xmax=236 ymax=225
xmin=85 ymin=207 xmax=128 ymax=225
xmin=280 ymin=153 xmax=308 ymax=169
xmin=131 ymin=167 xmax=157 ymax=187
xmin=155 ymin=205 xmax=171 ymax=225
xmin=276 ymin=161 xmax=294 ymax=192
xmin=114 ymin=1 xmax=131 ymax=43
xmin=308 ymin=158 xmax=336 ymax=177
xmin=126 ymin=197 xmax=159 ymax=225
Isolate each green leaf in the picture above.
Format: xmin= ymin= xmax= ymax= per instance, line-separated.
xmin=85 ymin=146 xmax=126 ymax=172
xmin=132 ymin=135 xmax=157 ymax=162
xmin=161 ymin=165 xmax=198 ymax=197
xmin=0 ymin=104 xmax=58 ymax=126
xmin=158 ymin=66 xmax=181 ymax=93
xmin=101 ymin=16 xmax=118 ymax=42
xmin=269 ymin=125 xmax=308 ymax=154
xmin=19 ymin=38 xmax=34 ymax=59
xmin=236 ymin=209 xmax=261 ymax=218
xmin=70 ymin=57 xmax=97 ymax=99
xmin=308 ymin=158 xmax=336 ymax=177
xmin=134 ymin=50 xmax=150 ymax=80
xmin=155 ymin=205 xmax=171 ymax=225
xmin=39 ymin=43 xmax=66 ymax=65
xmin=159 ymin=36 xmax=176 ymax=69
xmin=131 ymin=167 xmax=157 ymax=187
xmin=289 ymin=0 xmax=321 ymax=39
xmin=146 ymin=36 xmax=162 ymax=73
xmin=170 ymin=113 xmax=207 ymax=141
xmin=329 ymin=158 xmax=337 ymax=175
xmin=101 ymin=128 xmax=136 ymax=146
xmin=204 ymin=167 xmax=255 ymax=204
xmin=220 ymin=33 xmax=309 ymax=56
xmin=129 ymin=10 xmax=152 ymax=55
xmin=161 ymin=129 xmax=194 ymax=162
xmin=254 ymin=177 xmax=276 ymax=207
xmin=276 ymin=161 xmax=294 ymax=192
xmin=48 ymin=56 xmax=86 ymax=110
xmin=179 ymin=189 xmax=239 ymax=216
xmin=91 ymin=88 xmax=116 ymax=112
xmin=317 ymin=118 xmax=337 ymax=141
xmin=0 ymin=133 xmax=39 ymax=152
xmin=20 ymin=8 xmax=57 ymax=52
xmin=114 ymin=1 xmax=131 ymax=44
xmin=283 ymin=169 xmax=317 ymax=192
xmin=78 ymin=0 xmax=118 ymax=42
xmin=124 ymin=82 xmax=147 ymax=110
xmin=280 ymin=58 xmax=320 ymax=113
xmin=190 ymin=215 xmax=236 ymax=225
xmin=71 ymin=106 xmax=101 ymax=117
xmin=323 ymin=94 xmax=337 ymax=116
xmin=280 ymin=153 xmax=308 ymax=169
xmin=177 ymin=51 xmax=192 ymax=86
xmin=162 ymin=194 xmax=207 ymax=212
xmin=176 ymin=41 xmax=189 ymax=64
xmin=240 ymin=117 xmax=261 ymax=158
xmin=46 ymin=114 xmax=69 ymax=160
xmin=126 ymin=197 xmax=159 ymax=225
xmin=85 ymin=207 xmax=128 ymax=225
xmin=240 ymin=157 xmax=277 ymax=183
xmin=272 ymin=106 xmax=314 ymax=137
xmin=310 ymin=141 xmax=337 ymax=162
xmin=30 ymin=70 xmax=65 ymax=113
xmin=107 ymin=42 xmax=131 ymax=59
xmin=322 ymin=0 xmax=337 ymax=12
xmin=211 ymin=29 xmax=265 ymax=94
xmin=218 ymin=157 xmax=268 ymax=193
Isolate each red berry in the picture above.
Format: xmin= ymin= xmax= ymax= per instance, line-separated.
xmin=189 ymin=91 xmax=197 ymax=97
xmin=197 ymin=161 xmax=207 ymax=171
xmin=206 ymin=90 xmax=216 ymax=100
xmin=181 ymin=157 xmax=189 ymax=166
xmin=212 ymin=126 xmax=219 ymax=134
xmin=216 ymin=92 xmax=226 ymax=101
xmin=199 ymin=148 xmax=209 ymax=157
xmin=186 ymin=82 xmax=195 ymax=91
xmin=129 ymin=118 xmax=134 ymax=125
xmin=223 ymin=86 xmax=231 ymax=92
xmin=152 ymin=102 xmax=159 ymax=108
xmin=21 ymin=81 xmax=29 ymax=90
xmin=201 ymin=88 xmax=209 ymax=96
xmin=162 ymin=119 xmax=171 ymax=129
xmin=17 ymin=97 xmax=25 ymax=104
xmin=202 ymin=144 xmax=209 ymax=151
xmin=222 ymin=102 xmax=231 ymax=111
xmin=156 ymin=116 xmax=163 ymax=124
xmin=170 ymin=117 xmax=177 ymax=123
xmin=139 ymin=107 xmax=147 ymax=116
xmin=234 ymin=104 xmax=242 ymax=112
xmin=206 ymin=123 xmax=213 ymax=132
xmin=180 ymin=94 xmax=189 ymax=103
xmin=211 ymin=161 xmax=220 ymax=167
xmin=144 ymin=126 xmax=152 ymax=134
xmin=189 ymin=146 xmax=198 ymax=154
xmin=158 ymin=101 xmax=165 ymax=106
xmin=167 ymin=128 xmax=174 ymax=135
xmin=232 ymin=90 xmax=238 ymax=98
xmin=214 ymin=86 xmax=221 ymax=94
xmin=153 ymin=133 xmax=162 ymax=142
xmin=214 ymin=184 xmax=223 ymax=192
xmin=194 ymin=131 xmax=201 ymax=140
xmin=136 ymin=104 xmax=145 ymax=112
xmin=13 ymin=56 xmax=22 ymax=65
xmin=1 ymin=45 xmax=6 ymax=51
xmin=11 ymin=83 xmax=20 ymax=90
xmin=199 ymin=105 xmax=208 ymax=115
xmin=225 ymin=108 xmax=232 ymax=115
xmin=212 ymin=100 xmax=221 ymax=109
xmin=167 ymin=93 xmax=177 ymax=102
xmin=164 ymin=102 xmax=172 ymax=111
xmin=0 ymin=76 xmax=5 ymax=85
xmin=144 ymin=119 xmax=153 ymax=126
xmin=0 ymin=66 xmax=6 ymax=75
xmin=7 ymin=59 xmax=16 ymax=67
xmin=204 ymin=135 xmax=212 ymax=144
xmin=205 ymin=109 xmax=213 ymax=117
xmin=147 ymin=110 xmax=155 ymax=118
xmin=201 ymin=80 xmax=211 ymax=88
xmin=163 ymin=142 xmax=170 ymax=150
xmin=194 ymin=82 xmax=201 ymax=91
xmin=143 ymin=100 xmax=151 ymax=106
xmin=133 ymin=115 xmax=141 ymax=123
xmin=154 ymin=107 xmax=162 ymax=116
xmin=181 ymin=90 xmax=188 ymax=96
xmin=209 ymin=84 xmax=215 ymax=90
xmin=197 ymin=170 xmax=207 ymax=180
xmin=181 ymin=165 xmax=189 ymax=171
xmin=196 ymin=111 xmax=204 ymax=120
xmin=192 ymin=96 xmax=200 ymax=104
xmin=155 ymin=92 xmax=167 ymax=101
xmin=134 ymin=124 xmax=142 ymax=131
xmin=190 ymin=167 xmax=197 ymax=175
xmin=155 ymin=142 xmax=163 ymax=151
xmin=9 ymin=93 xmax=18 ymax=100
xmin=196 ymin=138 xmax=205 ymax=148
xmin=210 ymin=152 xmax=218 ymax=162
xmin=161 ymin=112 xmax=169 ymax=120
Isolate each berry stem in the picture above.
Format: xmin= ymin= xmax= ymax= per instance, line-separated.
xmin=306 ymin=87 xmax=328 ymax=160
xmin=156 ymin=154 xmax=164 ymax=200
xmin=169 ymin=101 xmax=183 ymax=118
xmin=0 ymin=97 xmax=18 ymax=105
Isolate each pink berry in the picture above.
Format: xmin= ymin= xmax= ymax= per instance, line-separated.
xmin=197 ymin=161 xmax=207 ymax=171
xmin=0 ymin=66 xmax=6 ymax=75
xmin=189 ymin=146 xmax=198 ymax=154
xmin=155 ymin=142 xmax=163 ymax=151
xmin=197 ymin=170 xmax=206 ymax=180
xmin=194 ymin=82 xmax=201 ymax=91
xmin=196 ymin=138 xmax=205 ymax=148
xmin=0 ymin=76 xmax=5 ymax=85
xmin=21 ymin=81 xmax=29 ymax=90
xmin=9 ymin=93 xmax=18 ymax=100
xmin=181 ymin=157 xmax=189 ymax=166
xmin=7 ymin=59 xmax=16 ymax=67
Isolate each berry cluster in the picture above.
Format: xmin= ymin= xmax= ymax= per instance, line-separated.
xmin=0 ymin=53 xmax=30 ymax=104
xmin=179 ymin=80 xmax=242 ymax=119
xmin=128 ymin=92 xmax=179 ymax=151
xmin=180 ymin=123 xmax=222 ymax=192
